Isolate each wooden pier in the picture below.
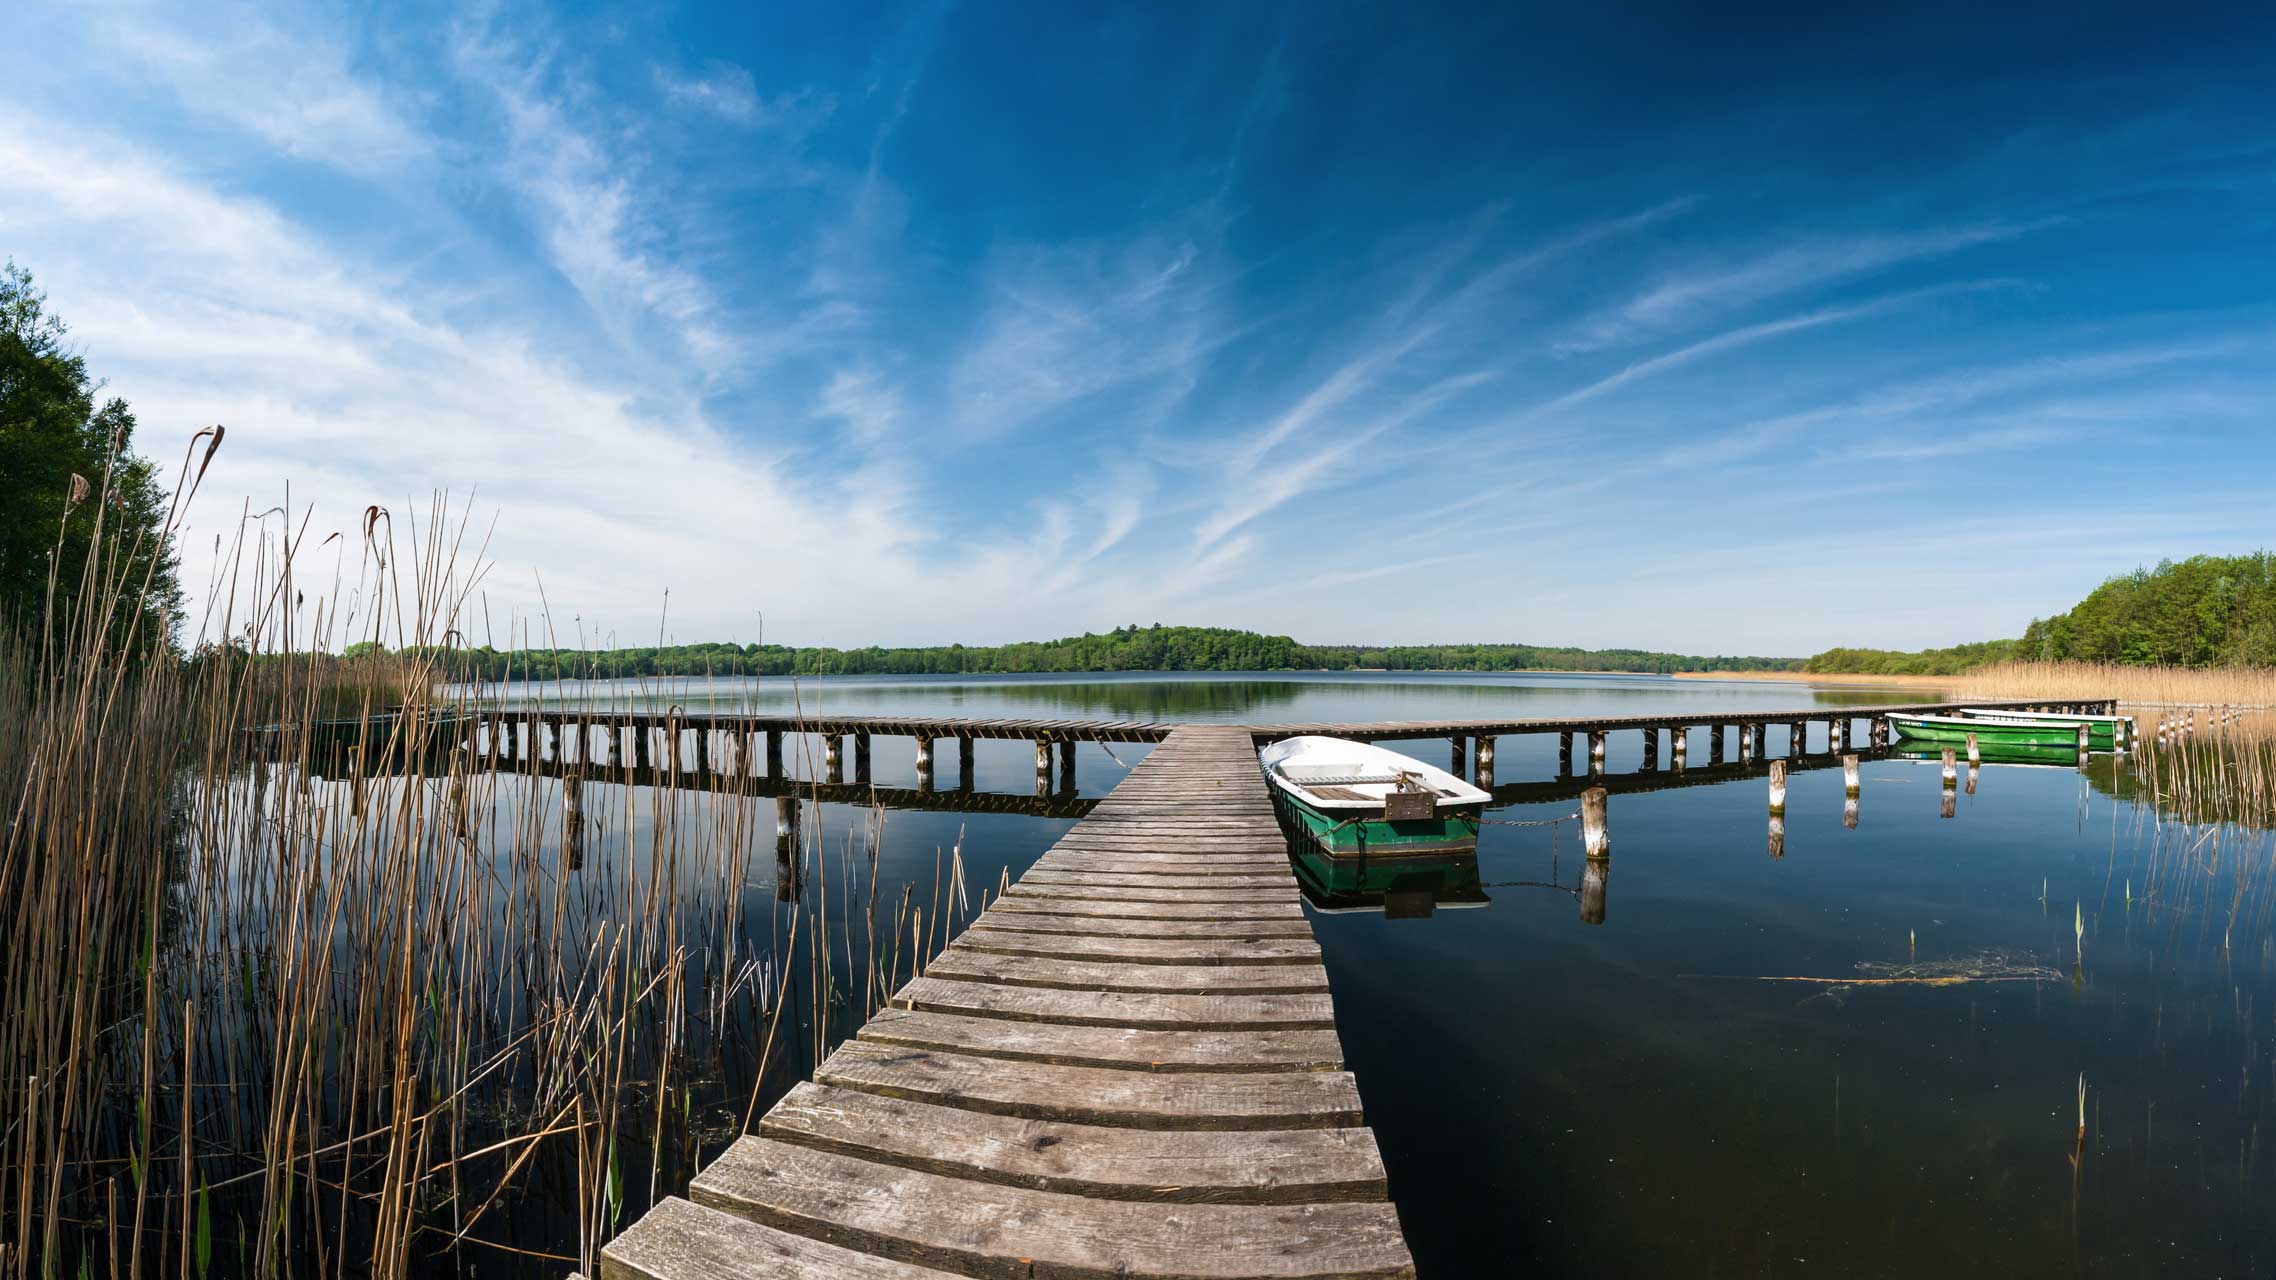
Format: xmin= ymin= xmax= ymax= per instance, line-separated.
xmin=500 ymin=695 xmax=2121 ymax=1278
xmin=595 ymin=726 xmax=1413 ymax=1280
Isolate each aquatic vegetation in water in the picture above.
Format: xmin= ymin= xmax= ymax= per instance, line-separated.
xmin=1687 ymin=948 xmax=2066 ymax=1002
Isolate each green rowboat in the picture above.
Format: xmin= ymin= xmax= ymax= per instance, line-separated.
xmin=1260 ymin=735 xmax=1489 ymax=858
xmin=1951 ymin=707 xmax=2132 ymax=750
xmin=1890 ymin=712 xmax=2111 ymax=750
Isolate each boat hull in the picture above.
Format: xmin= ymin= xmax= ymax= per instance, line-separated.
xmin=1891 ymin=716 xmax=2111 ymax=749
xmin=1271 ymin=784 xmax=1483 ymax=857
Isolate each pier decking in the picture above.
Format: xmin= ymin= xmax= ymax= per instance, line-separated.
xmin=521 ymin=695 xmax=2123 ymax=1278
xmin=596 ymin=726 xmax=1415 ymax=1280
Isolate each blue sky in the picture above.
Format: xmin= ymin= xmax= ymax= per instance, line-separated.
xmin=5 ymin=2 xmax=2273 ymax=654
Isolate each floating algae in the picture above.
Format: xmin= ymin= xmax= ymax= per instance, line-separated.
xmin=1688 ymin=947 xmax=2064 ymax=1003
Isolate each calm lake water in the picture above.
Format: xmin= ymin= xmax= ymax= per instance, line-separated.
xmin=459 ymin=671 xmax=2273 ymax=1277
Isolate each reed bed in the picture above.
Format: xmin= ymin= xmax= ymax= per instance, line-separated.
xmin=0 ymin=448 xmax=975 ymax=1277
xmin=1959 ymin=660 xmax=2276 ymax=709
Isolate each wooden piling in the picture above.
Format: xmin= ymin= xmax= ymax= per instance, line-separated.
xmin=914 ymin=734 xmax=933 ymax=774
xmin=2076 ymin=721 xmax=2091 ymax=768
xmin=1640 ymin=728 xmax=1658 ymax=771
xmin=1449 ymin=736 xmax=1466 ymax=779
xmin=775 ymin=795 xmax=797 ymax=845
xmin=1767 ymin=760 xmax=1787 ymax=813
xmin=1940 ymin=748 xmax=1958 ymax=819
xmin=1739 ymin=722 xmax=1756 ymax=762
xmin=1035 ymin=736 xmax=1051 ymax=796
xmin=1711 ymin=724 xmax=1726 ymax=763
xmin=1842 ymin=794 xmax=1859 ymax=830
xmin=826 ymin=734 xmax=844 ymax=783
xmin=563 ymin=773 xmax=585 ymax=871
xmin=1940 ymin=747 xmax=1958 ymax=785
xmin=1966 ymin=762 xmax=1978 ymax=797
xmin=1670 ymin=726 xmax=1687 ymax=770
xmin=1580 ymin=786 xmax=1609 ymax=859
xmin=1966 ymin=732 xmax=1979 ymax=766
xmin=1475 ymin=736 xmax=1495 ymax=789
xmin=855 ymin=732 xmax=872 ymax=784
xmin=1587 ymin=730 xmax=1606 ymax=776
xmin=695 ymin=726 xmax=711 ymax=775
xmin=958 ymin=734 xmax=975 ymax=788
xmin=766 ymin=729 xmax=783 ymax=777
xmin=1558 ymin=731 xmax=1574 ymax=775
xmin=1768 ymin=813 xmax=1786 ymax=859
xmin=1841 ymin=753 xmax=1860 ymax=794
xmin=1059 ymin=739 xmax=1076 ymax=792
xmin=634 ymin=726 xmax=650 ymax=770
xmin=541 ymin=718 xmax=557 ymax=759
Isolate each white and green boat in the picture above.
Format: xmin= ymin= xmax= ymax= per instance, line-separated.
xmin=1891 ymin=711 xmax=2119 ymax=750
xmin=1260 ymin=736 xmax=1490 ymax=858
xmin=1951 ymin=707 xmax=2134 ymax=750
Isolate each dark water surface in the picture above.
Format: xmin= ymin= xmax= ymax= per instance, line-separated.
xmin=468 ymin=672 xmax=2274 ymax=1277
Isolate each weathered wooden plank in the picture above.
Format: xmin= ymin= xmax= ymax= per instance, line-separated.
xmin=858 ymin=1008 xmax=1345 ymax=1072
xmin=691 ymin=1137 xmax=1415 ymax=1280
xmin=761 ymin=1084 xmax=1387 ymax=1203
xmin=926 ymin=948 xmax=1329 ymax=994
xmin=891 ymin=977 xmax=1335 ymax=1031
xmin=953 ymin=929 xmax=1320 ymax=966
xmin=967 ymin=912 xmax=1315 ymax=939
xmin=1005 ymin=883 xmax=1294 ymax=905
xmin=986 ymin=896 xmax=1303 ymax=922
xmin=814 ymin=1040 xmax=1361 ymax=1129
xmin=1022 ymin=869 xmax=1296 ymax=890
xmin=600 ymin=1196 xmax=961 ymax=1280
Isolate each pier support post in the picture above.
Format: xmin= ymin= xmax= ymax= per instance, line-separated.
xmin=1842 ymin=753 xmax=1860 ymax=795
xmin=1792 ymin=722 xmax=1809 ymax=757
xmin=541 ymin=718 xmax=557 ymax=760
xmin=1641 ymin=728 xmax=1658 ymax=771
xmin=1579 ymin=855 xmax=1608 ymax=926
xmin=1558 ymin=732 xmax=1574 ymax=776
xmin=1830 ymin=719 xmax=1847 ymax=753
xmin=1475 ymin=736 xmax=1495 ymax=789
xmin=959 ymin=735 xmax=975 ymax=790
xmin=826 ymin=734 xmax=844 ymax=783
xmin=1449 ymin=735 xmax=1466 ymax=779
xmin=1940 ymin=748 xmax=1958 ymax=819
xmin=634 ymin=725 xmax=650 ymax=770
xmin=1587 ymin=730 xmax=1606 ymax=776
xmin=775 ymin=796 xmax=797 ymax=851
xmin=1711 ymin=725 xmax=1726 ymax=763
xmin=1035 ymin=736 xmax=1051 ymax=795
xmin=1767 ymin=760 xmax=1788 ymax=814
xmin=855 ymin=732 xmax=871 ymax=784
xmin=1872 ymin=716 xmax=1889 ymax=748
xmin=2076 ymin=722 xmax=2091 ymax=769
xmin=1966 ymin=733 xmax=1980 ymax=767
xmin=1581 ymin=786 xmax=1609 ymax=860
xmin=766 ymin=729 xmax=783 ymax=777
xmin=695 ymin=725 xmax=710 ymax=775
xmin=1739 ymin=723 xmax=1756 ymax=763
xmin=915 ymin=735 xmax=934 ymax=790
xmin=1059 ymin=739 xmax=1077 ymax=792
xmin=1671 ymin=726 xmax=1688 ymax=770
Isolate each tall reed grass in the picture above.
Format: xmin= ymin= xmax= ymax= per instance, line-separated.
xmin=1960 ymin=660 xmax=2276 ymax=709
xmin=0 ymin=441 xmax=973 ymax=1277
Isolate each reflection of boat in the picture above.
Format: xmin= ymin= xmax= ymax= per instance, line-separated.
xmin=1890 ymin=712 xmax=2099 ymax=749
xmin=1260 ymin=736 xmax=1489 ymax=857
xmin=1289 ymin=843 xmax=1489 ymax=917
xmin=1950 ymin=707 xmax=2133 ymax=749
xmin=1890 ymin=740 xmax=2081 ymax=767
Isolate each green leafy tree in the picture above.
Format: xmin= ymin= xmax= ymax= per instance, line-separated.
xmin=0 ymin=261 xmax=181 ymax=649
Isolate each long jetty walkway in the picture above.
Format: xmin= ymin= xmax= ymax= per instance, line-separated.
xmin=540 ymin=696 xmax=2117 ymax=1279
xmin=595 ymin=726 xmax=1413 ymax=1279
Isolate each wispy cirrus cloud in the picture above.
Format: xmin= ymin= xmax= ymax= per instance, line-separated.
xmin=1563 ymin=221 xmax=2054 ymax=352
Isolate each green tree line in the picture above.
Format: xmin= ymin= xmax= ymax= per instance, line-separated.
xmin=1803 ymin=553 xmax=2276 ymax=673
xmin=394 ymin=624 xmax=1806 ymax=682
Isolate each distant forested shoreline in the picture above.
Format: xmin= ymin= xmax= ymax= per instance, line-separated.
xmin=367 ymin=625 xmax=1805 ymax=682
